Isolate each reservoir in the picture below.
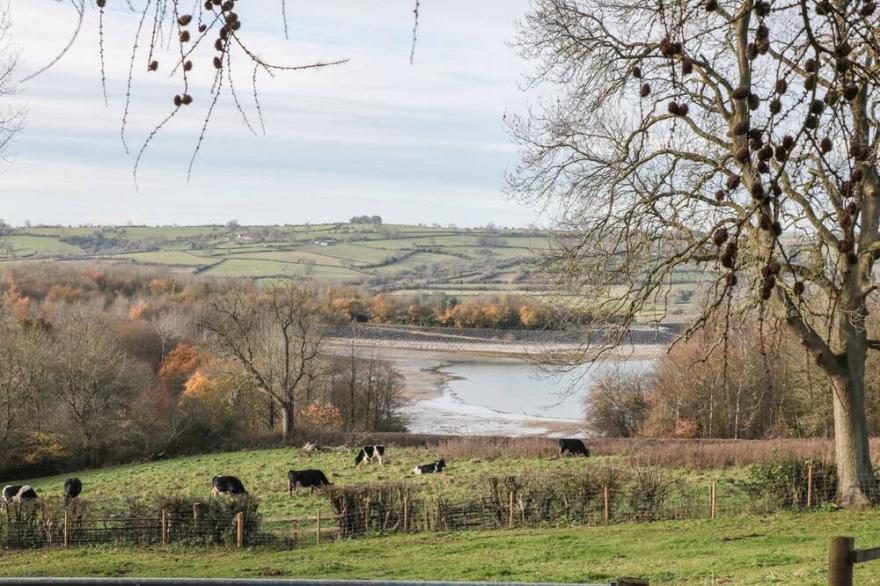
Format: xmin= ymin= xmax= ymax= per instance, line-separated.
xmin=404 ymin=358 xmax=655 ymax=437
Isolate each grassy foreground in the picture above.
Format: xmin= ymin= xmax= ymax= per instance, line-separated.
xmin=2 ymin=510 xmax=880 ymax=584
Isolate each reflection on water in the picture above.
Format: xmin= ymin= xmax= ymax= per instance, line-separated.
xmin=405 ymin=359 xmax=654 ymax=436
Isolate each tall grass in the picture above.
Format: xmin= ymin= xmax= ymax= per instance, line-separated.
xmin=426 ymin=436 xmax=852 ymax=469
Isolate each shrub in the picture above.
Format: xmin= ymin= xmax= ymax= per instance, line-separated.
xmin=739 ymin=457 xmax=837 ymax=510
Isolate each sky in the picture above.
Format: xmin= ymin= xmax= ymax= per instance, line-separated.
xmin=0 ymin=0 xmax=541 ymax=228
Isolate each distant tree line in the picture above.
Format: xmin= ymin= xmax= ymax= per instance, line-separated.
xmin=350 ymin=215 xmax=383 ymax=227
xmin=0 ymin=265 xmax=407 ymax=479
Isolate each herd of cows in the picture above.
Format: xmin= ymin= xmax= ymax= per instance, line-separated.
xmin=2 ymin=439 xmax=591 ymax=504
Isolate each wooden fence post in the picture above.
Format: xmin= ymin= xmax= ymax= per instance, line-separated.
xmin=193 ymin=503 xmax=200 ymax=536
xmin=63 ymin=511 xmax=69 ymax=549
xmin=316 ymin=510 xmax=322 ymax=545
xmin=603 ymin=486 xmax=609 ymax=525
xmin=829 ymin=536 xmax=854 ymax=586
xmin=234 ymin=512 xmax=244 ymax=548
xmin=508 ymin=491 xmax=515 ymax=528
xmin=807 ymin=464 xmax=813 ymax=509
xmin=160 ymin=508 xmax=168 ymax=546
xmin=710 ymin=482 xmax=717 ymax=519
xmin=403 ymin=495 xmax=409 ymax=532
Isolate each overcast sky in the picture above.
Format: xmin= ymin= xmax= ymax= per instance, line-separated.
xmin=1 ymin=1 xmax=540 ymax=227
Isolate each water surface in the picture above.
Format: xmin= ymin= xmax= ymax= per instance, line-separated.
xmin=404 ymin=358 xmax=654 ymax=436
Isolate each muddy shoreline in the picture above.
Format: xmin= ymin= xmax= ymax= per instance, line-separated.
xmin=325 ymin=340 xmax=665 ymax=437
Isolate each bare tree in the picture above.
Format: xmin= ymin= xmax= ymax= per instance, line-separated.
xmin=0 ymin=5 xmax=21 ymax=167
xmin=200 ymin=283 xmax=325 ymax=440
xmin=510 ymin=0 xmax=880 ymax=504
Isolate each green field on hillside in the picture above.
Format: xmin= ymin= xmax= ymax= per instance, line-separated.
xmin=0 ymin=223 xmax=712 ymax=319
xmin=2 ymin=508 xmax=879 ymax=584
xmin=24 ymin=447 xmax=631 ymax=519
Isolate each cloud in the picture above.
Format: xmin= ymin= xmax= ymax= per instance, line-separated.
xmin=0 ymin=1 xmax=541 ymax=227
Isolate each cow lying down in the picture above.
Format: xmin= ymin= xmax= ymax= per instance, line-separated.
xmin=412 ymin=459 xmax=446 ymax=475
xmin=288 ymin=469 xmax=332 ymax=495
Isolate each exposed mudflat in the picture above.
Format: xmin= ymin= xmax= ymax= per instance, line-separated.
xmin=326 ymin=335 xmax=663 ymax=437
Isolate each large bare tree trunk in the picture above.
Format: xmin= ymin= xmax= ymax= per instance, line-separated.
xmin=831 ymin=357 xmax=876 ymax=506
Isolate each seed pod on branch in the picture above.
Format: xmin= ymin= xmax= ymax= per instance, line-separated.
xmin=712 ymin=227 xmax=729 ymax=246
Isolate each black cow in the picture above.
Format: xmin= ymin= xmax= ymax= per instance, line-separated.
xmin=211 ymin=475 xmax=247 ymax=497
xmin=287 ymin=469 xmax=332 ymax=495
xmin=2 ymin=484 xmax=37 ymax=503
xmin=559 ymin=438 xmax=590 ymax=457
xmin=412 ymin=459 xmax=446 ymax=475
xmin=355 ymin=445 xmax=385 ymax=466
xmin=64 ymin=478 xmax=83 ymax=504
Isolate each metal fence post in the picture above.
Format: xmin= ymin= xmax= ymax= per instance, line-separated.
xmin=829 ymin=536 xmax=854 ymax=586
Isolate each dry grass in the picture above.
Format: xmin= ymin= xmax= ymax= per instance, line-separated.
xmin=422 ymin=436 xmax=867 ymax=469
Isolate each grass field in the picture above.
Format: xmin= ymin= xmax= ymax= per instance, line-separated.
xmin=2 ymin=510 xmax=879 ymax=584
xmin=0 ymin=223 xmax=712 ymax=320
xmin=23 ymin=446 xmax=626 ymax=519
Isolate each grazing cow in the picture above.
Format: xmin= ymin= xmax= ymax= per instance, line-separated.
xmin=15 ymin=486 xmax=38 ymax=502
xmin=3 ymin=485 xmax=38 ymax=503
xmin=64 ymin=478 xmax=83 ymax=504
xmin=559 ymin=438 xmax=590 ymax=457
xmin=355 ymin=445 xmax=385 ymax=466
xmin=211 ymin=475 xmax=247 ymax=497
xmin=412 ymin=459 xmax=446 ymax=475
xmin=287 ymin=469 xmax=332 ymax=495
xmin=1 ymin=485 xmax=22 ymax=503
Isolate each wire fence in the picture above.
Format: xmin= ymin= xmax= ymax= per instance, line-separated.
xmin=0 ymin=461 xmax=870 ymax=550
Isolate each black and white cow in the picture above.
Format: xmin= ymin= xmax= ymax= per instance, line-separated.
xmin=287 ymin=469 xmax=332 ymax=495
xmin=412 ymin=459 xmax=446 ymax=475
xmin=2 ymin=484 xmax=37 ymax=503
xmin=211 ymin=475 xmax=248 ymax=497
xmin=558 ymin=438 xmax=590 ymax=457
xmin=64 ymin=478 xmax=83 ymax=504
xmin=354 ymin=445 xmax=385 ymax=466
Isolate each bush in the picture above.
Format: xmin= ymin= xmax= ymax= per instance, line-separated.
xmin=325 ymin=483 xmax=416 ymax=537
xmin=0 ymin=496 xmax=258 ymax=549
xmin=739 ymin=457 xmax=837 ymax=509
